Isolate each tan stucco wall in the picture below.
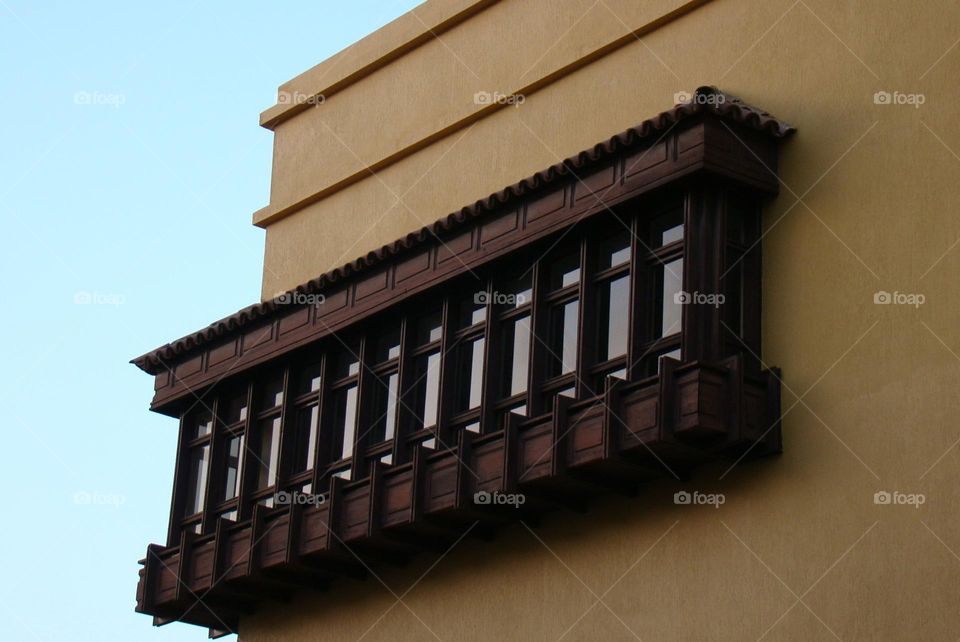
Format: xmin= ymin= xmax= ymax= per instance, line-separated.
xmin=244 ymin=0 xmax=960 ymax=639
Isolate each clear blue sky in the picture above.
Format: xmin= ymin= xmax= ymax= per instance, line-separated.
xmin=0 ymin=2 xmax=421 ymax=639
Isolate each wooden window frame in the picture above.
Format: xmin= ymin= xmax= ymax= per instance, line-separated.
xmin=161 ymin=185 xmax=768 ymax=544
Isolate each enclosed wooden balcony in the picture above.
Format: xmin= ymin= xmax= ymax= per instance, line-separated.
xmin=132 ymin=88 xmax=793 ymax=636
xmin=136 ymin=355 xmax=780 ymax=633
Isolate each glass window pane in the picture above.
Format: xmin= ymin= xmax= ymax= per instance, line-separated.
xmin=260 ymin=377 xmax=284 ymax=409
xmin=184 ymin=444 xmax=210 ymax=515
xmin=370 ymin=372 xmax=399 ymax=443
xmin=416 ymin=310 xmax=443 ymax=345
xmin=255 ymin=417 xmax=281 ymax=489
xmin=549 ymin=252 xmax=581 ymax=290
xmin=660 ymin=259 xmax=683 ymax=337
xmin=373 ymin=329 xmax=401 ymax=363
xmin=651 ymin=208 xmax=684 ymax=247
xmin=548 ymin=300 xmax=579 ymax=376
xmin=333 ymin=385 xmax=359 ymax=459
xmin=458 ymin=295 xmax=487 ymax=328
xmin=414 ymin=352 xmax=441 ymax=429
xmin=333 ymin=345 xmax=361 ymax=379
xmin=297 ymin=363 xmax=322 ymax=396
xmin=502 ymin=315 xmax=531 ymax=396
xmin=221 ymin=434 xmax=243 ymax=501
xmin=223 ymin=394 xmax=248 ymax=425
xmin=501 ymin=273 xmax=532 ymax=308
xmin=188 ymin=411 xmax=212 ymax=439
xmin=456 ymin=338 xmax=485 ymax=411
xmin=599 ymin=275 xmax=630 ymax=360
xmin=600 ymin=233 xmax=631 ymax=269
xmin=293 ymin=405 xmax=319 ymax=472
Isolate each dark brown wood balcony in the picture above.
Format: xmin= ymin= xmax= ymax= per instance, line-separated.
xmin=136 ymin=355 xmax=780 ymax=633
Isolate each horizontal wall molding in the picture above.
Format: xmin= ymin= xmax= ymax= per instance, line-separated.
xmin=252 ymin=0 xmax=714 ymax=228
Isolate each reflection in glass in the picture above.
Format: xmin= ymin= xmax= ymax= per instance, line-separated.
xmin=333 ymin=347 xmax=360 ymax=379
xmin=502 ymin=315 xmax=531 ymax=396
xmin=255 ymin=417 xmax=281 ymax=489
xmin=457 ymin=338 xmax=485 ymax=411
xmin=293 ymin=405 xmax=319 ymax=472
xmin=184 ymin=444 xmax=209 ymax=515
xmin=417 ymin=311 xmax=443 ymax=344
xmin=549 ymin=253 xmax=581 ymax=290
xmin=371 ymin=372 xmax=399 ymax=442
xmin=374 ymin=329 xmax=401 ymax=362
xmin=599 ymin=275 xmax=629 ymax=360
xmin=459 ymin=296 xmax=486 ymax=328
xmin=221 ymin=434 xmax=243 ymax=501
xmin=297 ymin=364 xmax=322 ymax=395
xmin=503 ymin=273 xmax=533 ymax=307
xmin=333 ymin=385 xmax=359 ymax=459
xmin=652 ymin=208 xmax=684 ymax=246
xmin=223 ymin=394 xmax=248 ymax=424
xmin=549 ymin=300 xmax=579 ymax=376
xmin=661 ymin=259 xmax=683 ymax=337
xmin=600 ymin=233 xmax=631 ymax=269
xmin=260 ymin=377 xmax=284 ymax=409
xmin=414 ymin=352 xmax=441 ymax=429
xmin=190 ymin=412 xmax=213 ymax=439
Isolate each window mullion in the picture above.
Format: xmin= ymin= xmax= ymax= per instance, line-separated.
xmin=310 ymin=353 xmax=330 ymax=492
xmin=199 ymin=396 xmax=224 ymax=533
xmin=348 ymin=338 xmax=369 ymax=480
xmin=435 ymin=296 xmax=457 ymax=450
xmin=274 ymin=366 xmax=293 ymax=492
xmin=574 ymin=239 xmax=590 ymax=399
xmin=526 ymin=260 xmax=547 ymax=416
xmin=393 ymin=315 xmax=415 ymax=464
xmin=479 ymin=280 xmax=498 ymax=434
xmin=236 ymin=383 xmax=255 ymax=521
xmin=627 ymin=214 xmax=645 ymax=380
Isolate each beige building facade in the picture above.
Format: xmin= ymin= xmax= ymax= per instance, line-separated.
xmin=139 ymin=1 xmax=960 ymax=640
